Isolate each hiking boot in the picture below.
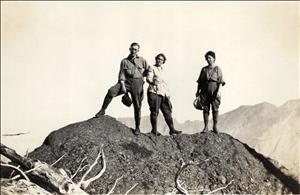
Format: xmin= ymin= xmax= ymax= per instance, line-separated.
xmin=95 ymin=109 xmax=105 ymax=118
xmin=165 ymin=116 xmax=181 ymax=136
xmin=133 ymin=128 xmax=141 ymax=135
xmin=151 ymin=130 xmax=161 ymax=136
xmin=169 ymin=129 xmax=182 ymax=135
xmin=201 ymin=126 xmax=209 ymax=133
xmin=212 ymin=127 xmax=219 ymax=134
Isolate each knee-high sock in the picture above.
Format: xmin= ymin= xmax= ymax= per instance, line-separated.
xmin=134 ymin=106 xmax=141 ymax=129
xmin=164 ymin=115 xmax=175 ymax=131
xmin=101 ymin=93 xmax=113 ymax=111
xmin=203 ymin=111 xmax=209 ymax=128
xmin=213 ymin=111 xmax=219 ymax=129
xmin=150 ymin=113 xmax=157 ymax=131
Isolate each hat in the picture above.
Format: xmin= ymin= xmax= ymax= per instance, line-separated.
xmin=193 ymin=95 xmax=204 ymax=110
xmin=122 ymin=92 xmax=132 ymax=107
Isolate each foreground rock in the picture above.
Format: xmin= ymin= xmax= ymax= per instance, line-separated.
xmin=1 ymin=144 xmax=89 ymax=194
xmin=28 ymin=116 xmax=299 ymax=194
xmin=1 ymin=179 xmax=52 ymax=195
xmin=119 ymin=99 xmax=300 ymax=179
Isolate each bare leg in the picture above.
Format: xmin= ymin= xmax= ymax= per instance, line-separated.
xmin=212 ymin=111 xmax=219 ymax=133
xmin=202 ymin=111 xmax=209 ymax=133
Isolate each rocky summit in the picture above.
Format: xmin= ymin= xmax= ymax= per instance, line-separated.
xmin=29 ymin=116 xmax=299 ymax=194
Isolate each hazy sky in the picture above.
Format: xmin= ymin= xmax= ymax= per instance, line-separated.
xmin=1 ymin=2 xmax=299 ymax=154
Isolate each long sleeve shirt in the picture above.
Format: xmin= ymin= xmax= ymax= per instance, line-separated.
xmin=146 ymin=65 xmax=171 ymax=97
xmin=118 ymin=55 xmax=149 ymax=82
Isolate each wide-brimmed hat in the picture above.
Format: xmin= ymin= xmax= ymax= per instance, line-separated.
xmin=122 ymin=92 xmax=132 ymax=107
xmin=193 ymin=95 xmax=204 ymax=110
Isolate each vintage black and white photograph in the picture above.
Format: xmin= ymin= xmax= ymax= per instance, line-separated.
xmin=1 ymin=1 xmax=299 ymax=194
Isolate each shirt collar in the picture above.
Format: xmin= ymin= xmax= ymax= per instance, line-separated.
xmin=154 ymin=64 xmax=163 ymax=70
xmin=127 ymin=54 xmax=139 ymax=60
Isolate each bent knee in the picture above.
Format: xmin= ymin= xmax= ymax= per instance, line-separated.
xmin=107 ymin=88 xmax=118 ymax=97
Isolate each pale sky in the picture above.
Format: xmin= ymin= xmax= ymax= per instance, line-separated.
xmin=1 ymin=2 xmax=299 ymax=154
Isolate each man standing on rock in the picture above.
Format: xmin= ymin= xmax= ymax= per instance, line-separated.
xmin=196 ymin=51 xmax=225 ymax=133
xmin=95 ymin=42 xmax=149 ymax=135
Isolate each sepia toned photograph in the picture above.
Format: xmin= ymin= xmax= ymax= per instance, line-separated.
xmin=1 ymin=1 xmax=299 ymax=194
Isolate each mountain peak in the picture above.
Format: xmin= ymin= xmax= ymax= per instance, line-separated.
xmin=254 ymin=101 xmax=276 ymax=108
xmin=280 ymin=98 xmax=300 ymax=109
xmin=28 ymin=115 xmax=299 ymax=194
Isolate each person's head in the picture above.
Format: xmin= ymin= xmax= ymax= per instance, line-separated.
xmin=205 ymin=51 xmax=216 ymax=65
xmin=129 ymin=42 xmax=140 ymax=56
xmin=155 ymin=53 xmax=167 ymax=66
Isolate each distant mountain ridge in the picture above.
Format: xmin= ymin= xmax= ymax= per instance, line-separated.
xmin=119 ymin=99 xmax=300 ymax=179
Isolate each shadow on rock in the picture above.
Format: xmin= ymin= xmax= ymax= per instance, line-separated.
xmin=244 ymin=143 xmax=300 ymax=194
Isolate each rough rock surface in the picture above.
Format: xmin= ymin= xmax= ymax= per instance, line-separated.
xmin=28 ymin=116 xmax=299 ymax=194
xmin=1 ymin=179 xmax=52 ymax=195
xmin=119 ymin=99 xmax=300 ymax=179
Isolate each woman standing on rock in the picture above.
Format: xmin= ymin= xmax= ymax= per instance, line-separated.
xmin=196 ymin=51 xmax=225 ymax=133
xmin=146 ymin=53 xmax=182 ymax=136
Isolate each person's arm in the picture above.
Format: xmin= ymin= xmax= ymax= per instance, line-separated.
xmin=146 ymin=66 xmax=159 ymax=91
xmin=216 ymin=66 xmax=225 ymax=98
xmin=143 ymin=59 xmax=150 ymax=77
xmin=217 ymin=66 xmax=225 ymax=86
xmin=196 ymin=84 xmax=201 ymax=97
xmin=146 ymin=67 xmax=154 ymax=85
xmin=196 ymin=68 xmax=204 ymax=97
xmin=118 ymin=61 xmax=127 ymax=93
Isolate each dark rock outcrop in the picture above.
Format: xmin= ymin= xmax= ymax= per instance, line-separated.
xmin=119 ymin=99 xmax=300 ymax=179
xmin=29 ymin=116 xmax=299 ymax=194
